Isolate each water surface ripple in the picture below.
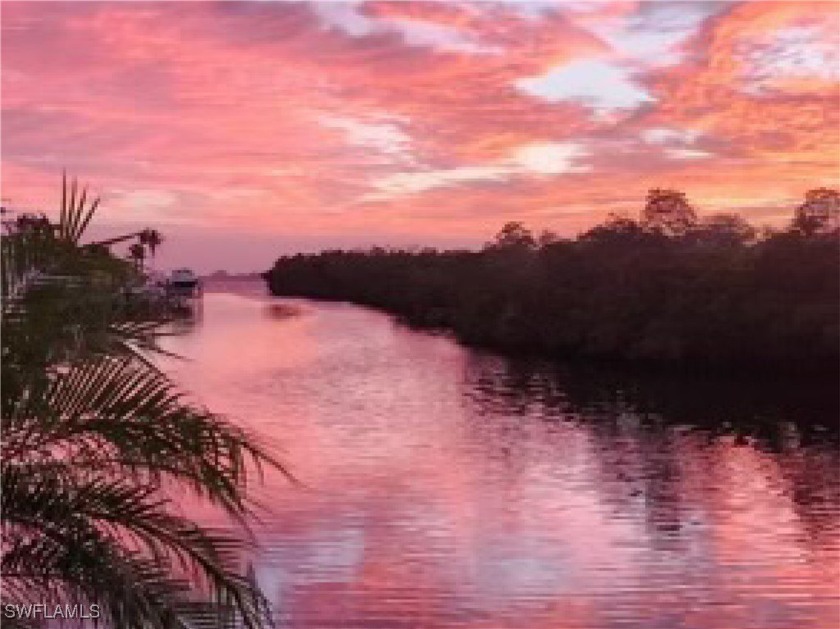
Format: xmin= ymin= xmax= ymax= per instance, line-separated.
xmin=159 ymin=288 xmax=839 ymax=629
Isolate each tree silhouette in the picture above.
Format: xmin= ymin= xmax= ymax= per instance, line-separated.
xmin=791 ymin=188 xmax=840 ymax=236
xmin=128 ymin=242 xmax=146 ymax=271
xmin=1 ymin=177 xmax=282 ymax=629
xmin=537 ymin=229 xmax=560 ymax=247
xmin=139 ymin=228 xmax=163 ymax=258
xmin=263 ymin=189 xmax=839 ymax=371
xmin=641 ymin=188 xmax=697 ymax=237
xmin=488 ymin=222 xmax=536 ymax=249
xmin=692 ymin=213 xmax=756 ymax=246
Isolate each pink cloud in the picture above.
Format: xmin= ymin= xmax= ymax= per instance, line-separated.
xmin=2 ymin=1 xmax=837 ymax=271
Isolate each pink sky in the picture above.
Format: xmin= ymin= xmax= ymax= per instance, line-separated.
xmin=2 ymin=1 xmax=839 ymax=272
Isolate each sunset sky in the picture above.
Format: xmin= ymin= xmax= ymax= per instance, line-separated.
xmin=2 ymin=1 xmax=839 ymax=271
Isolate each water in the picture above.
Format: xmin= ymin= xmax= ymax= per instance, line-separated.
xmin=159 ymin=285 xmax=839 ymax=629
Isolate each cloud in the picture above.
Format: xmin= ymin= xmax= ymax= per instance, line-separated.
xmin=510 ymin=142 xmax=590 ymax=175
xmin=642 ymin=128 xmax=700 ymax=145
xmin=368 ymin=141 xmax=589 ymax=200
xmin=313 ymin=1 xmax=498 ymax=55
xmin=666 ymin=148 xmax=713 ymax=161
xmin=740 ymin=25 xmax=840 ymax=96
xmin=1 ymin=0 xmax=837 ymax=264
xmin=578 ymin=1 xmax=731 ymax=67
xmin=515 ymin=59 xmax=654 ymax=111
xmin=319 ymin=114 xmax=416 ymax=165
xmin=369 ymin=164 xmax=509 ymax=198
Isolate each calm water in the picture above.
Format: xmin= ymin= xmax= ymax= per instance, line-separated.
xmin=159 ymin=285 xmax=839 ymax=629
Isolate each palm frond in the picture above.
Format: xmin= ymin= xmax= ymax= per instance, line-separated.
xmin=2 ymin=177 xmax=285 ymax=628
xmin=57 ymin=174 xmax=99 ymax=245
xmin=2 ymin=464 xmax=272 ymax=629
xmin=6 ymin=354 xmax=289 ymax=512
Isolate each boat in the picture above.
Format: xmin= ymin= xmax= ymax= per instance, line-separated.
xmin=166 ymin=268 xmax=203 ymax=301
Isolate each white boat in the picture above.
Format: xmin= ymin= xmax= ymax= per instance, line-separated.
xmin=166 ymin=268 xmax=202 ymax=299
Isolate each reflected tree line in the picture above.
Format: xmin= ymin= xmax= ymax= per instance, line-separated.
xmin=461 ymin=352 xmax=839 ymax=560
xmin=265 ymin=188 xmax=839 ymax=372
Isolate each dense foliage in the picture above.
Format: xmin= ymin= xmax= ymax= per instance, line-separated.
xmin=1 ymin=177 xmax=281 ymax=628
xmin=265 ymin=189 xmax=839 ymax=372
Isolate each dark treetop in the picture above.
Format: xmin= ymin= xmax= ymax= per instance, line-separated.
xmin=264 ymin=189 xmax=839 ymax=374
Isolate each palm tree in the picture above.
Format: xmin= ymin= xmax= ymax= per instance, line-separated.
xmin=140 ymin=228 xmax=164 ymax=258
xmin=128 ymin=241 xmax=146 ymax=271
xmin=1 ymin=175 xmax=285 ymax=628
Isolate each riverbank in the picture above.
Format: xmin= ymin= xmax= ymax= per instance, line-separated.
xmin=262 ymin=226 xmax=839 ymax=376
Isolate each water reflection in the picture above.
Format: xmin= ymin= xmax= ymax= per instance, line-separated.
xmin=159 ymin=288 xmax=839 ymax=629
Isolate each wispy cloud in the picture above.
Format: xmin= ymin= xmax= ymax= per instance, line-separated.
xmin=367 ymin=141 xmax=588 ymax=200
xmin=1 ymin=0 xmax=837 ymax=267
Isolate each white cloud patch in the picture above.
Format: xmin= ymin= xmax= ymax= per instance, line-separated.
xmin=321 ymin=114 xmax=415 ymax=164
xmin=379 ymin=17 xmax=500 ymax=55
xmin=642 ymin=127 xmax=701 ymax=145
xmin=312 ymin=2 xmax=374 ymax=38
xmin=666 ymin=148 xmax=712 ymax=160
xmin=642 ymin=127 xmax=712 ymax=160
xmin=312 ymin=2 xmax=498 ymax=55
xmin=740 ymin=25 xmax=840 ymax=95
xmin=569 ymin=2 xmax=727 ymax=67
xmin=366 ymin=141 xmax=588 ymax=200
xmin=371 ymin=164 xmax=509 ymax=197
xmin=510 ymin=142 xmax=588 ymax=175
xmin=515 ymin=59 xmax=654 ymax=111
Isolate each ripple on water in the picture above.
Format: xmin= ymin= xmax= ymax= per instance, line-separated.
xmin=158 ymin=290 xmax=840 ymax=629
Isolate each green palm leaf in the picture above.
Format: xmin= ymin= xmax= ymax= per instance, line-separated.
xmin=2 ymin=177 xmax=285 ymax=628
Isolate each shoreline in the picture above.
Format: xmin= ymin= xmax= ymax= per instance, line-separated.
xmin=263 ymin=284 xmax=840 ymax=381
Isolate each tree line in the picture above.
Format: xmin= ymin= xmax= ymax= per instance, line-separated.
xmin=264 ymin=188 xmax=839 ymax=373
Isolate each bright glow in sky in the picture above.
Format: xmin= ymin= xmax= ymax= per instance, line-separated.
xmin=2 ymin=1 xmax=838 ymax=271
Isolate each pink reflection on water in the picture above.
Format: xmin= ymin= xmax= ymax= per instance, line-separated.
xmin=157 ymin=288 xmax=840 ymax=629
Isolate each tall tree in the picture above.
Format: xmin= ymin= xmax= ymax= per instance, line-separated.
xmin=1 ymin=177 xmax=283 ymax=629
xmin=488 ymin=222 xmax=537 ymax=250
xmin=128 ymin=241 xmax=146 ymax=271
xmin=641 ymin=188 xmax=697 ymax=237
xmin=140 ymin=228 xmax=164 ymax=258
xmin=791 ymin=188 xmax=840 ymax=236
